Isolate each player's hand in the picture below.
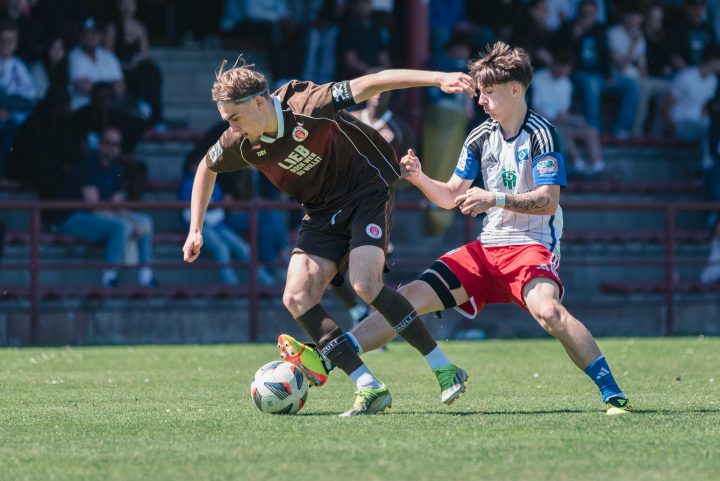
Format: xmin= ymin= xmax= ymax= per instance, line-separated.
xmin=183 ymin=231 xmax=203 ymax=262
xmin=454 ymin=187 xmax=495 ymax=217
xmin=400 ymin=148 xmax=423 ymax=185
xmin=438 ymin=72 xmax=476 ymax=98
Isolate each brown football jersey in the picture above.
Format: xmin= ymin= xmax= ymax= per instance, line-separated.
xmin=205 ymin=80 xmax=401 ymax=215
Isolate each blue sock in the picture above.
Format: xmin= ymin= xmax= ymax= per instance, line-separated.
xmin=344 ymin=332 xmax=362 ymax=355
xmin=584 ymin=355 xmax=624 ymax=402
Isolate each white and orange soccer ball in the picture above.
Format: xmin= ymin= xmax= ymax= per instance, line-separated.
xmin=250 ymin=361 xmax=308 ymax=414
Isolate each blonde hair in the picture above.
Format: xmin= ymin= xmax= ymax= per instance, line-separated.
xmin=468 ymin=42 xmax=533 ymax=89
xmin=211 ymin=57 xmax=269 ymax=104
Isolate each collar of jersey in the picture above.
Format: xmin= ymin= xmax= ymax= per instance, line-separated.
xmin=259 ymin=96 xmax=284 ymax=144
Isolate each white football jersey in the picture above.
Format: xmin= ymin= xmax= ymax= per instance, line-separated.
xmin=454 ymin=109 xmax=567 ymax=256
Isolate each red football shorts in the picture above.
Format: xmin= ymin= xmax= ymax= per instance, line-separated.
xmin=438 ymin=241 xmax=564 ymax=318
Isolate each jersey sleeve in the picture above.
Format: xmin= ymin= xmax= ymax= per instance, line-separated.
xmin=453 ymin=138 xmax=482 ymax=181
xmin=274 ymin=80 xmax=357 ymax=118
xmin=205 ymin=127 xmax=250 ymax=173
xmin=530 ymin=124 xmax=567 ymax=187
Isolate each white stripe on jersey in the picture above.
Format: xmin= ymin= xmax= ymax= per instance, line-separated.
xmin=462 ymin=110 xmax=565 ymax=255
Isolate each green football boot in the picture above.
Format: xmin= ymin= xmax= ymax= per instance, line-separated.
xmin=433 ymin=364 xmax=468 ymax=405
xmin=605 ymin=396 xmax=636 ymax=415
xmin=339 ymin=384 xmax=392 ymax=417
xmin=277 ymin=334 xmax=330 ymax=387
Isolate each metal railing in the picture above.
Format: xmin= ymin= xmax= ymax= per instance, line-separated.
xmin=0 ymin=199 xmax=718 ymax=344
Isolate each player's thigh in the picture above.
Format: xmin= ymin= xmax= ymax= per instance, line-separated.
xmin=284 ymin=251 xmax=337 ymax=305
xmin=396 ymin=279 xmax=469 ymax=315
xmin=523 ymin=276 xmax=562 ymax=319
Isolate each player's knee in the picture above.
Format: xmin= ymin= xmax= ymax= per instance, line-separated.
xmin=350 ymin=278 xmax=382 ymax=303
xmin=282 ymin=290 xmax=315 ymax=318
xmin=533 ymin=302 xmax=565 ymax=333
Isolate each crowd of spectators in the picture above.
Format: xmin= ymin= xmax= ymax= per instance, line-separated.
xmin=0 ymin=0 xmax=718 ymax=285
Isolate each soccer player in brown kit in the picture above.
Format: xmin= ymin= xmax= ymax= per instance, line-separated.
xmin=182 ymin=60 xmax=475 ymax=416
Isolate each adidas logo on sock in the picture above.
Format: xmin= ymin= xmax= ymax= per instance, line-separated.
xmin=596 ymin=367 xmax=610 ymax=380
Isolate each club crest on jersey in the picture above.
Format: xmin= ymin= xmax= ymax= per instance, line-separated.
xmin=538 ymin=158 xmax=558 ymax=175
xmin=516 ymin=148 xmax=530 ymax=163
xmin=366 ymin=223 xmax=383 ymax=239
xmin=292 ymin=126 xmax=308 ymax=142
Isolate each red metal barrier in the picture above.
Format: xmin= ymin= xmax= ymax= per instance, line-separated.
xmin=1 ymin=199 xmax=719 ymax=343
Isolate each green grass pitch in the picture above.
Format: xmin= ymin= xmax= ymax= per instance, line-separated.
xmin=1 ymin=337 xmax=719 ymax=481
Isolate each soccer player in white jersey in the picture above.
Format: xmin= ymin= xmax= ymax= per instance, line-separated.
xmin=288 ymin=42 xmax=635 ymax=415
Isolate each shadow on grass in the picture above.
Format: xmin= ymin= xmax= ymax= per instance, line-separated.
xmin=298 ymin=408 xmax=720 ymax=416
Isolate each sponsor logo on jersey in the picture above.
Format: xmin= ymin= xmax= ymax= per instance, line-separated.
xmin=516 ymin=148 xmax=530 ymax=162
xmin=256 ymin=149 xmax=266 ymax=157
xmin=278 ymin=144 xmax=323 ymax=176
xmin=208 ymin=141 xmax=223 ymax=164
xmin=366 ymin=223 xmax=383 ymax=239
xmin=538 ymin=158 xmax=558 ymax=175
xmin=292 ymin=126 xmax=308 ymax=142
xmin=457 ymin=146 xmax=468 ymax=171
xmin=501 ymin=169 xmax=517 ymax=189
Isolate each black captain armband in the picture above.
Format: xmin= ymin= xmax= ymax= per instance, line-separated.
xmin=418 ymin=261 xmax=461 ymax=310
xmin=331 ymin=81 xmax=356 ymax=110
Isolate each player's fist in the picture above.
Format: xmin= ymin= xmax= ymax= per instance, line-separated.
xmin=400 ymin=148 xmax=422 ymax=185
xmin=183 ymin=231 xmax=203 ymax=262
xmin=438 ymin=72 xmax=476 ymax=97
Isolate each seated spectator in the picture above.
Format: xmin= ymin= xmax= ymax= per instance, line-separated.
xmin=104 ymin=0 xmax=165 ymax=129
xmin=666 ymin=44 xmax=720 ymax=170
xmin=701 ymin=218 xmax=720 ymax=284
xmin=336 ymin=0 xmax=391 ymax=80
xmin=556 ymin=0 xmax=639 ymax=137
xmin=668 ymin=0 xmax=717 ymax=70
xmin=6 ymin=87 xmax=76 ymax=201
xmin=72 ymin=81 xmax=146 ymax=156
xmin=57 ymin=126 xmax=155 ymax=287
xmin=0 ymin=0 xmax=43 ymax=62
xmin=511 ymin=0 xmax=556 ymax=71
xmin=0 ymin=20 xmax=36 ymax=179
xmin=68 ymin=17 xmax=125 ymax=111
xmin=302 ymin=0 xmax=341 ymax=84
xmin=178 ymin=156 xmax=274 ymax=286
xmin=352 ymin=91 xmax=411 ymax=155
xmin=30 ymin=34 xmax=69 ymax=100
xmin=532 ymin=51 xmax=605 ymax=176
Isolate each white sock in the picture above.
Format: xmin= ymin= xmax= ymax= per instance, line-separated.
xmin=138 ymin=267 xmax=153 ymax=285
xmin=349 ymin=365 xmax=381 ymax=389
xmin=424 ymin=346 xmax=452 ymax=370
xmin=345 ymin=331 xmax=363 ymax=355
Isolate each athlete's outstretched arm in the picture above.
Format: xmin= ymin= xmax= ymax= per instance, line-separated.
xmin=455 ymin=184 xmax=561 ymax=217
xmin=400 ymin=148 xmax=473 ymax=209
xmin=182 ymin=158 xmax=217 ymax=262
xmin=349 ymin=69 xmax=475 ymax=104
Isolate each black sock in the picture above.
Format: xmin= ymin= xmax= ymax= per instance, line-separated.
xmin=370 ymin=286 xmax=437 ymax=355
xmin=296 ymin=304 xmax=363 ymax=375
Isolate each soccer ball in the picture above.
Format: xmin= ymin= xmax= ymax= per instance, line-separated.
xmin=250 ymin=360 xmax=308 ymax=414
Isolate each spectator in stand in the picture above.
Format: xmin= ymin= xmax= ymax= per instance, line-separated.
xmin=666 ymin=44 xmax=720 ymax=171
xmin=336 ymin=0 xmax=391 ymax=80
xmin=544 ymin=0 xmax=577 ymax=32
xmin=511 ymin=0 xmax=557 ymax=72
xmin=29 ymin=34 xmax=69 ymax=100
xmin=72 ymin=81 xmax=146 ymax=157
xmin=6 ymin=87 xmax=76 ymax=202
xmin=178 ymin=156 xmax=274 ymax=286
xmin=0 ymin=0 xmax=43 ymax=62
xmin=464 ymin=0 xmax=518 ymax=44
xmin=104 ymin=0 xmax=165 ymax=129
xmin=607 ymin=6 xmax=660 ymax=138
xmin=58 ymin=126 xmax=156 ymax=288
xmin=556 ymin=0 xmax=639 ymax=138
xmin=352 ymin=91 xmax=411 ymax=155
xmin=68 ymin=17 xmax=125 ymax=111
xmin=700 ymin=218 xmax=720 ymax=284
xmin=302 ymin=0 xmax=341 ymax=84
xmin=532 ymin=50 xmax=605 ymax=176
xmin=668 ymin=0 xmax=717 ymax=70
xmin=0 ymin=20 xmax=36 ymax=179
xmin=640 ymin=2 xmax=674 ymax=137
xmin=428 ymin=0 xmax=473 ymax=57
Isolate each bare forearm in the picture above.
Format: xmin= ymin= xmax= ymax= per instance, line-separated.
xmin=413 ymin=173 xmax=462 ymax=210
xmin=350 ymin=70 xmax=444 ymax=103
xmin=504 ymin=190 xmax=557 ymax=215
xmin=188 ymin=159 xmax=218 ymax=232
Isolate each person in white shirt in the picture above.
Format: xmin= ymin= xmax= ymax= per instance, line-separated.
xmin=532 ymin=50 xmax=604 ymax=175
xmin=68 ymin=18 xmax=125 ymax=111
xmin=666 ymin=44 xmax=720 ymax=169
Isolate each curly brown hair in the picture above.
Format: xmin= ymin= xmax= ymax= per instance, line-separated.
xmin=211 ymin=58 xmax=269 ymax=104
xmin=468 ymin=42 xmax=533 ymax=89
